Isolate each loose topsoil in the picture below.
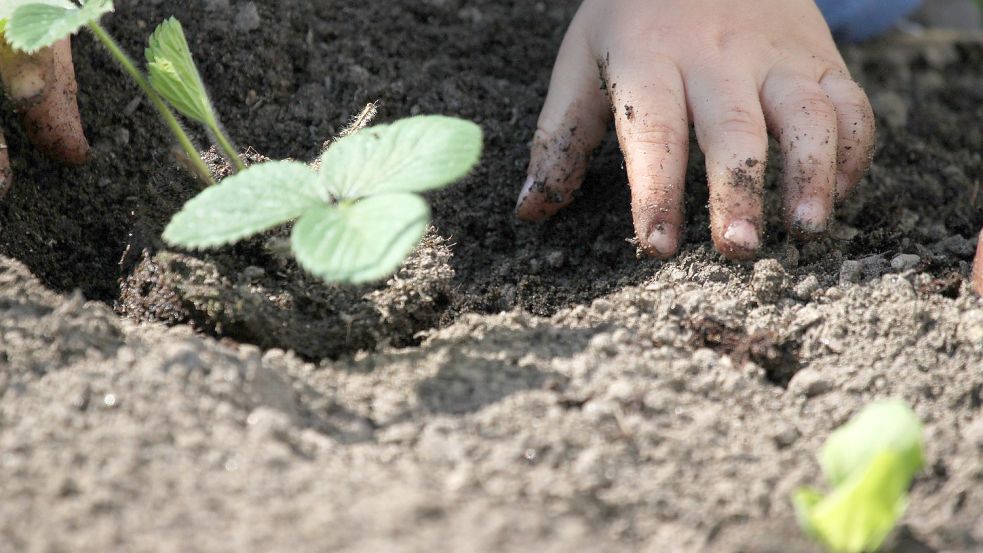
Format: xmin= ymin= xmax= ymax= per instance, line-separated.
xmin=1 ymin=1 xmax=982 ymax=552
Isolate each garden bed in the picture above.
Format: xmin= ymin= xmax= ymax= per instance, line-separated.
xmin=0 ymin=1 xmax=981 ymax=551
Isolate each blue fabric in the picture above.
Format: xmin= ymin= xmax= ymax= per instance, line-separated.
xmin=816 ymin=0 xmax=922 ymax=41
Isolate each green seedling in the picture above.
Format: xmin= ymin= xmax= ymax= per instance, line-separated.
xmin=3 ymin=0 xmax=218 ymax=184
xmin=145 ymin=17 xmax=244 ymax=173
xmin=794 ymin=400 xmax=924 ymax=553
xmin=3 ymin=0 xmax=483 ymax=284
xmin=163 ymin=116 xmax=481 ymax=283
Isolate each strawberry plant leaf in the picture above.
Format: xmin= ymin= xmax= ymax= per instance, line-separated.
xmin=291 ymin=193 xmax=429 ymax=283
xmin=145 ymin=17 xmax=214 ymax=126
xmin=319 ymin=115 xmax=482 ymax=200
xmin=163 ymin=161 xmax=322 ymax=249
xmin=0 ymin=0 xmax=73 ymax=34
xmin=820 ymin=400 xmax=924 ymax=487
xmin=4 ymin=0 xmax=113 ymax=54
xmin=796 ymin=451 xmax=912 ymax=553
xmin=794 ymin=400 xmax=924 ymax=553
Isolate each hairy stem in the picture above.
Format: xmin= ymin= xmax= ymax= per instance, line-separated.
xmin=208 ymin=121 xmax=245 ymax=173
xmin=88 ymin=21 xmax=215 ymax=186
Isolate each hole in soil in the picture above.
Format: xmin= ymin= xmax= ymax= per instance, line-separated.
xmin=917 ymin=272 xmax=964 ymax=299
xmin=682 ymin=315 xmax=802 ymax=387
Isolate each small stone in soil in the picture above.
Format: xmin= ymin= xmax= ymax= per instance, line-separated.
xmin=793 ymin=275 xmax=821 ymax=301
xmin=751 ymin=259 xmax=787 ymax=303
xmin=788 ymin=368 xmax=831 ymax=398
xmin=771 ymin=423 xmax=800 ymax=448
xmin=938 ymin=235 xmax=975 ymax=257
xmin=860 ymin=254 xmax=888 ymax=279
xmin=234 ymin=1 xmax=261 ymax=32
xmin=891 ymin=253 xmax=921 ymax=271
xmin=545 ymin=250 xmax=565 ymax=269
xmin=839 ymin=260 xmax=863 ymax=285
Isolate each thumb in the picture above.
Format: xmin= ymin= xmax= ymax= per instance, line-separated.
xmin=0 ymin=38 xmax=89 ymax=165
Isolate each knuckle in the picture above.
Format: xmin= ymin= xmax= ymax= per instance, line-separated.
xmin=623 ymin=122 xmax=688 ymax=150
xmin=838 ymin=94 xmax=875 ymax=122
xmin=632 ymin=172 xmax=683 ymax=195
xmin=708 ymin=26 xmax=747 ymax=53
xmin=792 ymin=88 xmax=835 ymax=118
xmin=715 ymin=106 xmax=766 ymax=142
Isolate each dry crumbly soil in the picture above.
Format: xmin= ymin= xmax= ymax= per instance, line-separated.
xmin=1 ymin=1 xmax=982 ymax=552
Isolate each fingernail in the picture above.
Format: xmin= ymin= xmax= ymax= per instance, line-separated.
xmin=647 ymin=223 xmax=678 ymax=257
xmin=793 ymin=198 xmax=828 ymax=233
xmin=723 ymin=219 xmax=760 ymax=251
xmin=515 ymin=175 xmax=535 ymax=211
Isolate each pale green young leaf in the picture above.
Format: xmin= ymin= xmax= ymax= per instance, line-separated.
xmin=0 ymin=0 xmax=73 ymax=27
xmin=820 ymin=400 xmax=924 ymax=487
xmin=4 ymin=0 xmax=113 ymax=54
xmin=291 ymin=193 xmax=429 ymax=283
xmin=163 ymin=161 xmax=321 ymax=249
xmin=319 ymin=115 xmax=482 ymax=200
xmin=792 ymin=487 xmax=824 ymax=541
xmin=145 ymin=17 xmax=214 ymax=125
xmin=796 ymin=451 xmax=912 ymax=553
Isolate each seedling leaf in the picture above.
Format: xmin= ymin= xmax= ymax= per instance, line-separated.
xmin=291 ymin=193 xmax=429 ymax=283
xmin=319 ymin=115 xmax=482 ymax=199
xmin=4 ymin=0 xmax=113 ymax=54
xmin=795 ymin=451 xmax=911 ymax=553
xmin=146 ymin=17 xmax=214 ymax=125
xmin=0 ymin=0 xmax=73 ymax=33
xmin=820 ymin=400 xmax=924 ymax=487
xmin=163 ymin=161 xmax=321 ymax=249
xmin=794 ymin=400 xmax=924 ymax=553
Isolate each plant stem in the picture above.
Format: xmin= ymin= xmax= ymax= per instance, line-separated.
xmin=87 ymin=21 xmax=215 ymax=186
xmin=208 ymin=122 xmax=246 ymax=173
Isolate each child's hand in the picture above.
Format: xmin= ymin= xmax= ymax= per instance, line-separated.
xmin=516 ymin=0 xmax=875 ymax=260
xmin=0 ymin=39 xmax=89 ymax=197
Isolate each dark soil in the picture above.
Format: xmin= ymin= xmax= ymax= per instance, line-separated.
xmin=3 ymin=2 xmax=982 ymax=359
xmin=0 ymin=1 xmax=982 ymax=552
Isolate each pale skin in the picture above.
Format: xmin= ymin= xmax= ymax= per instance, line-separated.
xmin=517 ymin=0 xmax=982 ymax=295
xmin=0 ymin=38 xmax=89 ymax=197
xmin=0 ymin=26 xmax=980 ymax=295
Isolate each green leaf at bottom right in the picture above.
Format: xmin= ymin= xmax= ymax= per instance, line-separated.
xmin=795 ymin=450 xmax=912 ymax=553
xmin=794 ymin=400 xmax=924 ymax=553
